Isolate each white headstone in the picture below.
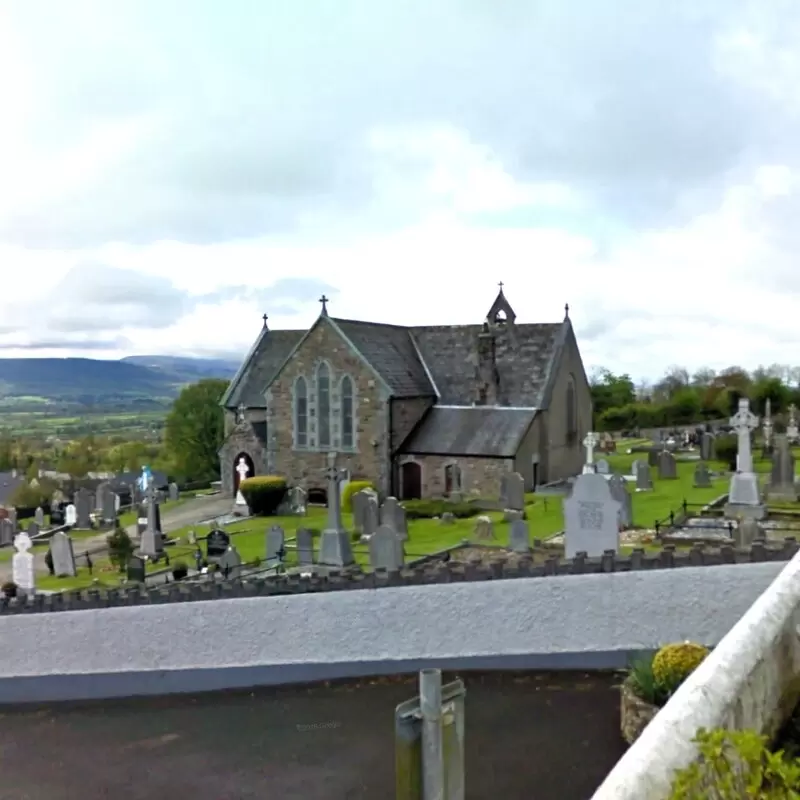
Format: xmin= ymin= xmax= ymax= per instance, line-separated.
xmin=582 ymin=432 xmax=599 ymax=474
xmin=563 ymin=473 xmax=621 ymax=558
xmin=65 ymin=504 xmax=77 ymax=526
xmin=12 ymin=532 xmax=35 ymax=593
xmin=235 ymin=457 xmax=250 ymax=505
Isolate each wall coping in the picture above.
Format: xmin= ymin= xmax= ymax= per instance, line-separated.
xmin=591 ymin=548 xmax=800 ymax=799
xmin=0 ymin=559 xmax=787 ymax=704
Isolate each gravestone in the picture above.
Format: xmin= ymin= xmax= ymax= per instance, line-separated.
xmin=0 ymin=518 xmax=13 ymax=547
xmin=266 ymin=525 xmax=285 ymax=565
xmin=168 ymin=482 xmax=180 ymax=502
xmin=318 ymin=453 xmax=354 ymax=566
xmin=351 ymin=490 xmax=369 ymax=534
xmin=288 ymin=485 xmax=307 ymax=515
xmin=582 ymin=432 xmax=599 ymax=474
xmin=787 ymin=404 xmax=799 ymax=443
xmin=94 ymin=482 xmax=109 ymax=512
xmin=126 ymin=555 xmax=146 ymax=583
xmin=7 ymin=507 xmax=17 ymax=528
xmin=219 ymin=546 xmax=242 ymax=579
xmin=733 ymin=518 xmax=764 ymax=549
xmin=768 ymin=436 xmax=797 ymax=501
xmin=726 ymin=398 xmax=766 ymax=519
xmin=500 ymin=472 xmax=525 ymax=511
xmin=206 ymin=528 xmax=230 ymax=559
xmin=440 ymin=512 xmax=455 ymax=525
xmin=50 ymin=530 xmax=77 ymax=577
xmin=362 ymin=495 xmax=380 ymax=538
xmin=700 ymin=432 xmax=715 ymax=461
xmin=74 ymin=488 xmax=92 ymax=528
xmin=657 ymin=451 xmax=677 ymax=480
xmin=234 ymin=457 xmax=250 ymax=512
xmin=647 ymin=448 xmax=659 ymax=467
xmin=34 ymin=506 xmax=45 ymax=527
xmin=296 ymin=528 xmax=314 ymax=566
xmin=508 ymin=519 xmax=531 ymax=553
xmin=473 ymin=516 xmax=495 ymax=540
xmin=65 ymin=504 xmax=77 ymax=527
xmin=27 ymin=521 xmax=40 ymax=539
xmin=607 ymin=473 xmax=632 ymax=528
xmin=693 ymin=462 xmax=712 ymax=488
xmin=630 ymin=459 xmax=643 ymax=478
xmin=380 ymin=497 xmax=408 ymax=541
xmin=595 ymin=459 xmax=610 ymax=476
xmin=563 ymin=473 xmax=621 ymax=558
xmin=100 ymin=484 xmax=117 ymax=524
xmin=635 ymin=462 xmax=653 ymax=491
xmin=12 ymin=532 xmax=35 ymax=594
xmin=368 ymin=524 xmax=404 ymax=571
xmin=139 ymin=486 xmax=164 ymax=558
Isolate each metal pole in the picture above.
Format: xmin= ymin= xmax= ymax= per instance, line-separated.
xmin=420 ymin=669 xmax=444 ymax=800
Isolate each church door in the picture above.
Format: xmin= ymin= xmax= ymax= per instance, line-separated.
xmin=400 ymin=462 xmax=422 ymax=500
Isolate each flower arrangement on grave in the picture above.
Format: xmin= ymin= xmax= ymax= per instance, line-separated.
xmin=621 ymin=641 xmax=710 ymax=744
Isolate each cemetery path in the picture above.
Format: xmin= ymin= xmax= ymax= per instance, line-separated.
xmin=0 ymin=671 xmax=626 ymax=800
xmin=0 ymin=494 xmax=235 ymax=580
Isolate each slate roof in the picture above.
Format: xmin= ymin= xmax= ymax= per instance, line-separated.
xmin=331 ymin=319 xmax=434 ymax=397
xmin=398 ymin=406 xmax=537 ymax=457
xmin=0 ymin=472 xmax=25 ymax=507
xmin=411 ymin=323 xmax=563 ymax=407
xmin=221 ymin=328 xmax=304 ymax=409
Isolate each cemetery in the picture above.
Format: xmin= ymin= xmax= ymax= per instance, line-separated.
xmin=0 ymin=401 xmax=799 ymax=797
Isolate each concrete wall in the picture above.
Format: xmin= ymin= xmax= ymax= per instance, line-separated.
xmin=592 ymin=549 xmax=800 ymax=800
xmin=0 ymin=560 xmax=786 ymax=704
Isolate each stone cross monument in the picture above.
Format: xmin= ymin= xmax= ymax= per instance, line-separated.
xmin=235 ymin=457 xmax=250 ymax=507
xmin=318 ymin=452 xmax=355 ymax=567
xmin=726 ymin=398 xmax=766 ymax=519
xmin=582 ymin=432 xmax=599 ymax=475
xmin=788 ymin=404 xmax=799 ymax=443
xmin=763 ymin=398 xmax=773 ymax=450
xmin=12 ymin=532 xmax=35 ymax=595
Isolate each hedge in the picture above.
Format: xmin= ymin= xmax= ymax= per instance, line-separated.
xmin=239 ymin=475 xmax=288 ymax=516
xmin=402 ymin=499 xmax=485 ymax=520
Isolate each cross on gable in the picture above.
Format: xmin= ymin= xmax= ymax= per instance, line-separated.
xmin=319 ymin=295 xmax=329 ymax=315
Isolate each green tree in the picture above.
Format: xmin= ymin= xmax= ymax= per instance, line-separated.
xmin=163 ymin=379 xmax=229 ymax=482
xmin=590 ymin=370 xmax=636 ymax=416
xmin=106 ymin=526 xmax=134 ymax=573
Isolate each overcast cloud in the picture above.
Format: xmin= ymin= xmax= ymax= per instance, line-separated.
xmin=0 ymin=0 xmax=799 ymax=379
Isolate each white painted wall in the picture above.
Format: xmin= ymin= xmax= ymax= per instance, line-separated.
xmin=592 ymin=549 xmax=800 ymax=800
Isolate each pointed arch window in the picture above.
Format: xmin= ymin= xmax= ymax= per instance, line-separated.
xmin=444 ymin=463 xmax=462 ymax=494
xmin=294 ymin=376 xmax=308 ymax=448
xmin=317 ymin=363 xmax=331 ymax=448
xmin=341 ymin=375 xmax=354 ymax=450
xmin=566 ymin=378 xmax=577 ymax=446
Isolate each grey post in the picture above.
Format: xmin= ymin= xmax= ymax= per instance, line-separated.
xmin=421 ymin=669 xmax=444 ymax=800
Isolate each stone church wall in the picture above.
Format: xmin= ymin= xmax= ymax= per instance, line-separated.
xmin=400 ymin=454 xmax=513 ymax=499
xmin=269 ymin=320 xmax=388 ymax=493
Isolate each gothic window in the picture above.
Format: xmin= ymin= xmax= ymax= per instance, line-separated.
xmin=566 ymin=377 xmax=577 ymax=446
xmin=294 ymin=376 xmax=308 ymax=448
xmin=444 ymin=463 xmax=462 ymax=494
xmin=317 ymin=362 xmax=331 ymax=448
xmin=341 ymin=375 xmax=354 ymax=450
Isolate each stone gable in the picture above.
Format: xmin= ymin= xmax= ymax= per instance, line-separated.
xmin=268 ymin=318 xmax=390 ymax=492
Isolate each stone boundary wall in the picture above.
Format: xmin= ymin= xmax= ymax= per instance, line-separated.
xmin=0 ymin=559 xmax=787 ymax=704
xmin=7 ymin=539 xmax=798 ymax=616
xmin=592 ymin=548 xmax=800 ymax=800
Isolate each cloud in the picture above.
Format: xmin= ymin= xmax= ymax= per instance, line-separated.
xmin=0 ymin=1 xmax=799 ymax=380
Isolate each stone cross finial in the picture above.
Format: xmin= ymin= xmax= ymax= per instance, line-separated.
xmin=583 ymin=432 xmax=599 ymax=467
xmin=498 ymin=281 xmax=504 ymax=290
xmin=262 ymin=313 xmax=268 ymax=328
xmin=730 ymin=398 xmax=758 ymax=473
xmin=564 ymin=302 xmax=570 ymax=318
xmin=319 ymin=295 xmax=329 ymax=315
xmin=236 ymin=402 xmax=246 ymax=423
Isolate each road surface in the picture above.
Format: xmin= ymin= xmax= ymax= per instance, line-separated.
xmin=0 ymin=671 xmax=626 ymax=800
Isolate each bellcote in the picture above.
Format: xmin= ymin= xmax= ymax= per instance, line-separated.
xmin=486 ymin=282 xmax=516 ymax=326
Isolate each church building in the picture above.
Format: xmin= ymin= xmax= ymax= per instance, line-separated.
xmin=218 ymin=287 xmax=593 ymax=501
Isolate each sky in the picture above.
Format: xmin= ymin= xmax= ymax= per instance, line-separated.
xmin=1 ymin=0 xmax=799 ymax=382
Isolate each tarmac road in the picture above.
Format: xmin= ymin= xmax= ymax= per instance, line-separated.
xmin=0 ymin=671 xmax=626 ymax=800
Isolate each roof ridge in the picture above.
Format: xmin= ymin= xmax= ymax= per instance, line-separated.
xmin=331 ymin=317 xmax=411 ymax=331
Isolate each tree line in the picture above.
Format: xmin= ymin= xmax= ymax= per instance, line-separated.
xmin=591 ymin=364 xmax=800 ymax=431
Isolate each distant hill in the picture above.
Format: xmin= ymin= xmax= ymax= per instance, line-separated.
xmin=0 ymin=356 xmax=240 ymax=413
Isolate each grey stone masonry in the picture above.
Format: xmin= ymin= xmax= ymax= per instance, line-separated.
xmin=2 ymin=539 xmax=795 ymax=616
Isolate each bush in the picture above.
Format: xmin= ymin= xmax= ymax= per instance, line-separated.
xmin=669 ymin=728 xmax=800 ymax=798
xmin=714 ymin=434 xmax=738 ymax=470
xmin=342 ymin=480 xmax=375 ymax=512
xmin=403 ymin=499 xmax=485 ymax=520
xmin=626 ymin=654 xmax=670 ymax=707
xmin=171 ymin=562 xmax=189 ymax=581
xmin=1 ymin=581 xmax=17 ymax=598
xmin=652 ymin=642 xmax=709 ymax=695
xmin=106 ymin=526 xmax=135 ymax=573
xmin=239 ymin=475 xmax=288 ymax=516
